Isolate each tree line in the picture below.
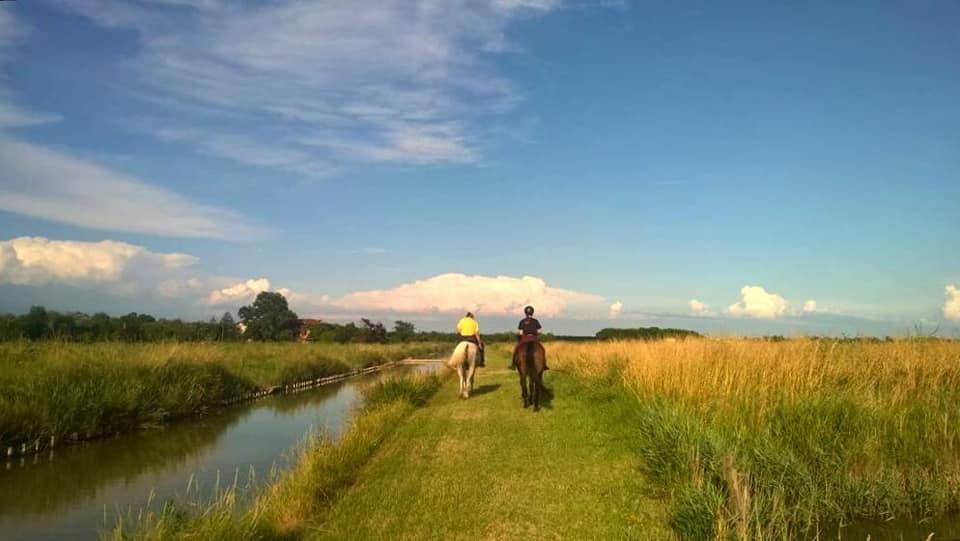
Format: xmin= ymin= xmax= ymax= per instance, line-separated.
xmin=0 ymin=292 xmax=524 ymax=344
xmin=0 ymin=291 xmax=701 ymax=343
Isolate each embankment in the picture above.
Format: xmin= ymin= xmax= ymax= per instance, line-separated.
xmin=0 ymin=341 xmax=445 ymax=453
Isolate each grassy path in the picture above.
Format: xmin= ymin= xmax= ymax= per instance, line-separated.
xmin=310 ymin=360 xmax=672 ymax=540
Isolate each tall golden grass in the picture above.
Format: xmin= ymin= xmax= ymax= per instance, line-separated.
xmin=548 ymin=338 xmax=960 ymax=539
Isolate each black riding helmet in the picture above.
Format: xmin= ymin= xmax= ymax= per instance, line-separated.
xmin=524 ymin=305 xmax=535 ymax=316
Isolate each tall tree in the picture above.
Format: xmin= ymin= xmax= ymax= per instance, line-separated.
xmin=392 ymin=320 xmax=416 ymax=342
xmin=238 ymin=292 xmax=299 ymax=341
xmin=219 ymin=312 xmax=238 ymax=341
xmin=22 ymin=306 xmax=48 ymax=341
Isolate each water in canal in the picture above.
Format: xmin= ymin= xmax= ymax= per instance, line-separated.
xmin=0 ymin=365 xmax=437 ymax=541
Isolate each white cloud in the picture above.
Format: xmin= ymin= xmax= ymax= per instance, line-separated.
xmin=334 ymin=273 xmax=603 ymax=317
xmin=945 ymin=285 xmax=960 ymax=322
xmin=688 ymin=299 xmax=715 ymax=317
xmin=608 ymin=300 xmax=623 ymax=319
xmin=346 ymin=247 xmax=388 ymax=255
xmin=153 ymin=127 xmax=336 ymax=178
xmin=0 ymin=103 xmax=62 ymax=128
xmin=300 ymin=122 xmax=477 ymax=165
xmin=53 ymin=0 xmax=562 ymax=172
xmin=0 ymin=236 xmax=608 ymax=320
xmin=206 ymin=278 xmax=290 ymax=305
xmin=0 ymin=9 xmax=62 ymax=129
xmin=0 ymin=236 xmax=198 ymax=296
xmin=494 ymin=0 xmax=561 ymax=10
xmin=0 ymin=7 xmax=25 ymax=57
xmin=727 ymin=285 xmax=791 ymax=320
xmin=802 ymin=299 xmax=817 ymax=313
xmin=0 ymin=137 xmax=265 ymax=239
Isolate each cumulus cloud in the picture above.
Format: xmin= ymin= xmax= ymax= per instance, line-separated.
xmin=0 ymin=236 xmax=608 ymax=320
xmin=945 ymin=285 xmax=960 ymax=322
xmin=688 ymin=299 xmax=715 ymax=317
xmin=0 ymin=236 xmax=199 ymax=296
xmin=206 ymin=278 xmax=292 ymax=306
xmin=802 ymin=299 xmax=817 ymax=314
xmin=608 ymin=300 xmax=623 ymax=319
xmin=727 ymin=285 xmax=791 ymax=320
xmin=53 ymin=0 xmax=567 ymax=173
xmin=0 ymin=138 xmax=265 ymax=239
xmin=334 ymin=273 xmax=604 ymax=317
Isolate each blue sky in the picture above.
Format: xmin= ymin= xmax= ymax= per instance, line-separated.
xmin=1 ymin=1 xmax=958 ymax=336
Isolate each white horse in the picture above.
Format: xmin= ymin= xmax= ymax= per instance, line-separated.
xmin=446 ymin=341 xmax=478 ymax=399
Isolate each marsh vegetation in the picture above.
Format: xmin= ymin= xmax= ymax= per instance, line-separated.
xmin=549 ymin=338 xmax=960 ymax=538
xmin=0 ymin=341 xmax=444 ymax=449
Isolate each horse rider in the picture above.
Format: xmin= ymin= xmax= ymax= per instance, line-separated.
xmin=513 ymin=305 xmax=548 ymax=370
xmin=456 ymin=312 xmax=485 ymax=367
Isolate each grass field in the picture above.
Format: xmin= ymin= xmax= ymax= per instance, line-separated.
xmin=0 ymin=341 xmax=445 ymax=448
xmin=548 ymin=338 xmax=960 ymax=539
xmin=62 ymin=337 xmax=960 ymax=540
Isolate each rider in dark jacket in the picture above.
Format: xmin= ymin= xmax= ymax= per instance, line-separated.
xmin=512 ymin=305 xmax=547 ymax=370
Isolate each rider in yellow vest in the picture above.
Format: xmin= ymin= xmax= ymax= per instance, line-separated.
xmin=456 ymin=312 xmax=484 ymax=367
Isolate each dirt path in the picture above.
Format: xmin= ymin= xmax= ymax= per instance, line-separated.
xmin=310 ymin=361 xmax=672 ymax=540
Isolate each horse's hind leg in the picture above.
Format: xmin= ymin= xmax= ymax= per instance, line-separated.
xmin=518 ymin=370 xmax=528 ymax=407
xmin=465 ymin=363 xmax=476 ymax=398
xmin=530 ymin=372 xmax=540 ymax=411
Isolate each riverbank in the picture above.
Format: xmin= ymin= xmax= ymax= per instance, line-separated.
xmin=107 ymin=371 xmax=445 ymax=540
xmin=0 ymin=341 xmax=445 ymax=451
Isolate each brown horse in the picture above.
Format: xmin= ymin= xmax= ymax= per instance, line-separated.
xmin=514 ymin=341 xmax=547 ymax=411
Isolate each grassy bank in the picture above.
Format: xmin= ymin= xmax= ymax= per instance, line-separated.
xmin=548 ymin=338 xmax=960 ymax=539
xmin=0 ymin=341 xmax=444 ymax=448
xmin=108 ymin=351 xmax=673 ymax=540
xmin=106 ymin=372 xmax=444 ymax=541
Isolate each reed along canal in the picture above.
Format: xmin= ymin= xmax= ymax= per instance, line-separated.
xmin=0 ymin=364 xmax=437 ymax=541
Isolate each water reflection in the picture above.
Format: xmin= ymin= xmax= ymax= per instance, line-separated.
xmin=0 ymin=371 xmax=391 ymax=541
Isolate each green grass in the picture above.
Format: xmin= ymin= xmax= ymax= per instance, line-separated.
xmin=0 ymin=341 xmax=445 ymax=448
xmin=106 ymin=350 xmax=673 ymax=540
xmin=309 ymin=353 xmax=671 ymax=540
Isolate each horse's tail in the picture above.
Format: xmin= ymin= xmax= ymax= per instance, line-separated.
xmin=461 ymin=342 xmax=475 ymax=370
xmin=447 ymin=342 xmax=468 ymax=370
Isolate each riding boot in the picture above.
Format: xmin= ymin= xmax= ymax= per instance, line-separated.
xmin=476 ymin=348 xmax=485 ymax=367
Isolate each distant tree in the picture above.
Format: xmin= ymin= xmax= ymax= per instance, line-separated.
xmin=90 ymin=312 xmax=114 ymax=340
xmin=50 ymin=312 xmax=77 ymax=339
xmin=357 ymin=318 xmax=387 ymax=343
xmin=595 ymin=326 xmax=700 ymax=341
xmin=218 ymin=312 xmax=239 ymax=341
xmin=238 ymin=291 xmax=299 ymax=341
xmin=391 ymin=320 xmax=416 ymax=342
xmin=22 ymin=306 xmax=48 ymax=341
xmin=0 ymin=314 xmax=23 ymax=340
